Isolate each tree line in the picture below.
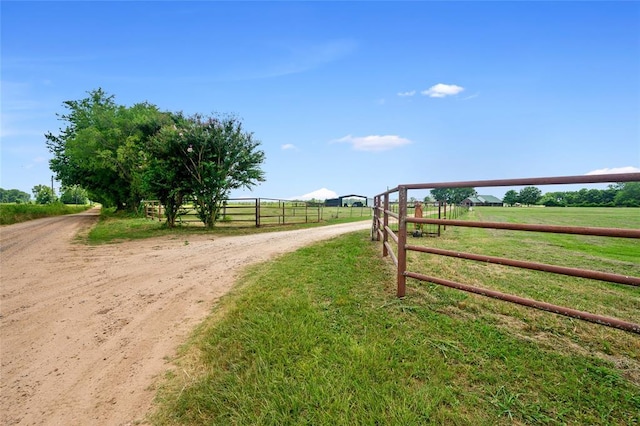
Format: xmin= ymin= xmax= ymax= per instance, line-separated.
xmin=0 ymin=185 xmax=89 ymax=205
xmin=503 ymin=183 xmax=639 ymax=207
xmin=45 ymin=89 xmax=265 ymax=228
xmin=416 ymin=184 xmax=639 ymax=207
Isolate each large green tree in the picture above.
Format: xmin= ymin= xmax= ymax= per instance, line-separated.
xmin=430 ymin=187 xmax=477 ymax=204
xmin=145 ymin=113 xmax=266 ymax=228
xmin=502 ymin=190 xmax=519 ymax=206
xmin=518 ymin=186 xmax=542 ymax=206
xmin=32 ymin=184 xmax=57 ymax=204
xmin=46 ymin=89 xmax=170 ymax=210
xmin=614 ymin=182 xmax=640 ymax=207
xmin=60 ymin=185 xmax=89 ymax=205
xmin=143 ymin=114 xmax=193 ymax=227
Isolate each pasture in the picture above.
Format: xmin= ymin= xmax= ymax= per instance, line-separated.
xmin=150 ymin=207 xmax=640 ymax=425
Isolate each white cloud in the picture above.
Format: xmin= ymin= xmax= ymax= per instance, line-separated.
xmin=397 ymin=90 xmax=416 ymax=97
xmin=585 ymin=166 xmax=640 ymax=175
xmin=281 ymin=143 xmax=297 ymax=150
xmin=421 ymin=83 xmax=464 ymax=98
xmin=293 ymin=188 xmax=338 ymax=201
xmin=332 ymin=134 xmax=412 ymax=152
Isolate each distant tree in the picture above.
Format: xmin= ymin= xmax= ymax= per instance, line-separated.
xmin=614 ymin=182 xmax=640 ymax=207
xmin=0 ymin=188 xmax=30 ymax=203
xmin=423 ymin=195 xmax=433 ymax=204
xmin=601 ymin=186 xmax=618 ymax=205
xmin=502 ymin=190 xmax=519 ymax=206
xmin=430 ymin=187 xmax=476 ymax=204
xmin=32 ymin=184 xmax=57 ymax=204
xmin=60 ymin=185 xmax=89 ymax=204
xmin=518 ymin=186 xmax=542 ymax=206
xmin=585 ymin=189 xmax=604 ymax=206
xmin=540 ymin=192 xmax=565 ymax=207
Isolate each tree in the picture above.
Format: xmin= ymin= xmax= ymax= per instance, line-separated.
xmin=46 ymin=89 xmax=170 ymax=210
xmin=518 ymin=186 xmax=542 ymax=206
xmin=0 ymin=188 xmax=30 ymax=203
xmin=503 ymin=190 xmax=519 ymax=206
xmin=143 ymin=115 xmax=193 ymax=227
xmin=614 ymin=182 xmax=640 ymax=207
xmin=145 ymin=113 xmax=265 ymax=228
xmin=430 ymin=187 xmax=476 ymax=204
xmin=32 ymin=184 xmax=57 ymax=204
xmin=60 ymin=185 xmax=89 ymax=205
xmin=540 ymin=191 xmax=565 ymax=207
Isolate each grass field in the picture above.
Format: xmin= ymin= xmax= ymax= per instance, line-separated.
xmin=0 ymin=203 xmax=92 ymax=225
xmin=150 ymin=207 xmax=640 ymax=425
xmin=87 ymin=206 xmax=371 ymax=244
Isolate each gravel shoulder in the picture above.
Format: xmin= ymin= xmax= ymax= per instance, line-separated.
xmin=0 ymin=209 xmax=371 ymax=425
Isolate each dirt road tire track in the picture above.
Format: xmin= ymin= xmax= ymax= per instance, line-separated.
xmin=0 ymin=208 xmax=371 ymax=425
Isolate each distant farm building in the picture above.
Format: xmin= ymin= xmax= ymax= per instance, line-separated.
xmin=461 ymin=195 xmax=503 ymax=207
xmin=325 ymin=194 xmax=370 ymax=207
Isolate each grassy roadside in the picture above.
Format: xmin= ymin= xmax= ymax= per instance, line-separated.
xmin=0 ymin=203 xmax=92 ymax=225
xmin=86 ymin=207 xmax=371 ymax=244
xmin=149 ymin=208 xmax=639 ymax=425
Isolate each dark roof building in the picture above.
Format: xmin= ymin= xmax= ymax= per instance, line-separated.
xmin=462 ymin=195 xmax=503 ymax=207
xmin=325 ymin=194 xmax=370 ymax=207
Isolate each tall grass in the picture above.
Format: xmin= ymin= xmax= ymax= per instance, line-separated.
xmin=0 ymin=203 xmax=92 ymax=225
xmin=150 ymin=207 xmax=639 ymax=425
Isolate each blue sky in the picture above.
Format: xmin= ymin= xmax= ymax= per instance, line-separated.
xmin=2 ymin=1 xmax=639 ymax=201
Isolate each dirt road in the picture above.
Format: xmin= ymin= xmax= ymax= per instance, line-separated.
xmin=0 ymin=209 xmax=371 ymax=425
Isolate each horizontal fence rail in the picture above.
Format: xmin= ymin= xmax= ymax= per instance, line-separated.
xmin=143 ymin=198 xmax=372 ymax=227
xmin=372 ymin=172 xmax=640 ymax=334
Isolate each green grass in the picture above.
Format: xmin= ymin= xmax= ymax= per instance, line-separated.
xmin=86 ymin=207 xmax=371 ymax=244
xmin=150 ymin=207 xmax=640 ymax=425
xmin=0 ymin=203 xmax=92 ymax=225
xmin=407 ymin=207 xmax=640 ymax=319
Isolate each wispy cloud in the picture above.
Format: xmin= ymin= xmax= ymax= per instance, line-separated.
xmin=585 ymin=166 xmax=640 ymax=175
xmin=281 ymin=143 xmax=298 ymax=150
xmin=397 ymin=90 xmax=416 ymax=97
xmin=421 ymin=83 xmax=464 ymax=98
xmin=22 ymin=156 xmax=47 ymax=170
xmin=227 ymin=39 xmax=358 ymax=80
xmin=0 ymin=80 xmax=53 ymax=138
xmin=332 ymin=134 xmax=412 ymax=152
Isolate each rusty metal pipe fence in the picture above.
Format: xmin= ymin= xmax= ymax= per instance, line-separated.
xmin=144 ymin=198 xmax=372 ymax=227
xmin=372 ymin=172 xmax=640 ymax=334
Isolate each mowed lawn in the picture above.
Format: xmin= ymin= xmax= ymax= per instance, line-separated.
xmin=150 ymin=207 xmax=639 ymax=425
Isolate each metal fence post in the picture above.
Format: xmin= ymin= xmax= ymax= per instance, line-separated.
xmin=397 ymin=186 xmax=408 ymax=297
xmin=256 ymin=198 xmax=260 ymax=227
xmin=383 ymin=193 xmax=390 ymax=257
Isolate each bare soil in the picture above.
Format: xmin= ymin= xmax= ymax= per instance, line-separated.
xmin=0 ymin=208 xmax=370 ymax=425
